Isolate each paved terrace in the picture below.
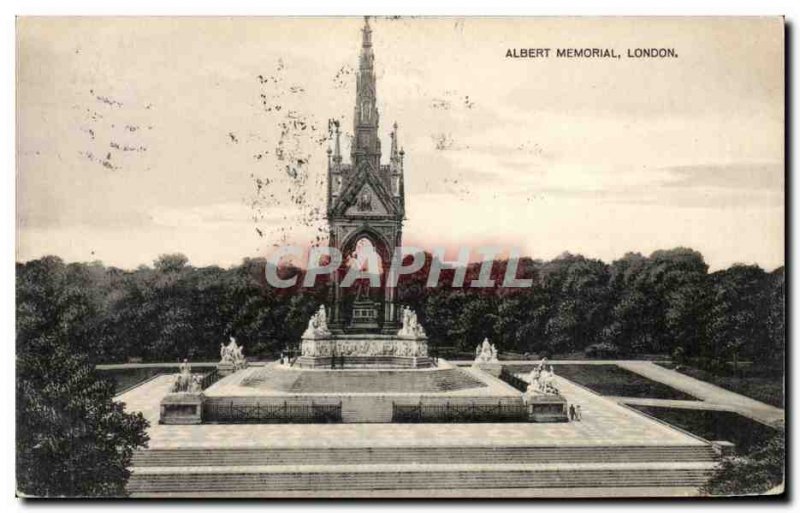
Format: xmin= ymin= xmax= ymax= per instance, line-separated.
xmin=116 ymin=371 xmax=705 ymax=450
xmin=617 ymin=361 xmax=784 ymax=428
xmin=451 ymin=360 xmax=785 ymax=428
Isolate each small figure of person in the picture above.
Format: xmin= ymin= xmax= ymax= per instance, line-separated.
xmin=575 ymin=404 xmax=582 ymax=421
xmin=568 ymin=403 xmax=576 ymax=421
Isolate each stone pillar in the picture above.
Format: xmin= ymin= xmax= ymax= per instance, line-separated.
xmin=381 ymin=262 xmax=400 ymax=333
xmin=329 ymin=267 xmax=345 ymax=333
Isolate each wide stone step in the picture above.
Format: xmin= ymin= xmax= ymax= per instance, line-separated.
xmin=128 ymin=464 xmax=713 ymax=493
xmin=132 ymin=445 xmax=717 ymax=467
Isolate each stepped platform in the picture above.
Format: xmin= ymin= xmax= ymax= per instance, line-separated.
xmin=239 ymin=365 xmax=486 ymax=393
xmin=128 ymin=461 xmax=716 ymax=496
xmin=117 ymin=366 xmax=719 ymax=496
xmin=201 ymin=360 xmax=521 ymax=423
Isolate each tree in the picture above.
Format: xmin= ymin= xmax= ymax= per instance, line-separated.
xmin=602 ymin=253 xmax=655 ymax=354
xmin=539 ymin=254 xmax=611 ymax=354
xmin=153 ymin=253 xmax=189 ymax=274
xmin=646 ymin=248 xmax=711 ymax=356
xmin=17 ymin=344 xmax=150 ymax=496
xmin=707 ymin=265 xmax=770 ymax=370
xmin=17 ymin=257 xmax=149 ymax=496
xmin=765 ymin=267 xmax=785 ymax=363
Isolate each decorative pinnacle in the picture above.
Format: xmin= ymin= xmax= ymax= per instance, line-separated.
xmin=361 ymin=16 xmax=372 ymax=48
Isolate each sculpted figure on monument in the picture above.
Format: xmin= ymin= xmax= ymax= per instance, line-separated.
xmin=357 ymin=191 xmax=373 ymax=211
xmin=526 ymin=360 xmax=559 ymax=395
xmin=398 ymin=306 xmax=427 ymax=338
xmin=474 ymin=338 xmax=498 ymax=364
xmin=190 ymin=375 xmax=202 ymax=393
xmin=302 ymin=305 xmax=331 ymax=339
xmin=171 ymin=359 xmax=194 ymax=393
xmin=541 ymin=366 xmax=559 ymax=394
xmin=220 ymin=336 xmax=247 ymax=370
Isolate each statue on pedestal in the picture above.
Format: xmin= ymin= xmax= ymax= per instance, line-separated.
xmin=473 ymin=338 xmax=499 ymax=364
xmin=398 ymin=306 xmax=426 ymax=338
xmin=523 ymin=357 xmax=568 ymax=423
xmin=526 ymin=358 xmax=559 ymax=395
xmin=219 ymin=336 xmax=247 ymax=371
xmin=162 ymin=358 xmax=205 ymax=424
xmin=302 ymin=305 xmax=331 ymax=339
xmin=171 ymin=359 xmax=201 ymax=393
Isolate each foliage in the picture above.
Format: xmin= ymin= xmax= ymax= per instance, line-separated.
xmin=703 ymin=431 xmax=785 ymax=496
xmin=584 ymin=342 xmax=619 ymax=359
xmin=631 ymin=405 xmax=784 ymax=495
xmin=16 ymin=257 xmax=150 ymax=497
xmin=15 ymin=250 xmax=784 ymax=365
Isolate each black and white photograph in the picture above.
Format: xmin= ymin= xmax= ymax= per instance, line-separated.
xmin=12 ymin=14 xmax=786 ymax=499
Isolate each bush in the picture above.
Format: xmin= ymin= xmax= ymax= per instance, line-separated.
xmin=702 ymin=431 xmax=785 ymax=496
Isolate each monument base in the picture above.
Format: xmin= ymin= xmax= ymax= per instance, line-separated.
xmin=160 ymin=392 xmax=205 ymax=424
xmin=523 ymin=392 xmax=569 ymax=423
xmin=217 ymin=362 xmax=244 ymax=377
xmin=294 ymin=354 xmax=434 ymax=369
xmin=298 ymin=334 xmax=433 ymax=369
xmin=202 ymin=360 xmax=524 ymax=423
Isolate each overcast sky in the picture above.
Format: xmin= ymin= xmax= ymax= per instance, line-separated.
xmin=16 ymin=17 xmax=784 ymax=271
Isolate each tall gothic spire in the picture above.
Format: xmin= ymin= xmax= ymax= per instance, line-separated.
xmin=352 ymin=16 xmax=380 ymax=167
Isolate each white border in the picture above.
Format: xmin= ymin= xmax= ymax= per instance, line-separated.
xmin=2 ymin=1 xmax=796 ymax=512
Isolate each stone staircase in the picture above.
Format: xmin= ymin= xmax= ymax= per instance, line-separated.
xmin=340 ymin=396 xmax=395 ymax=423
xmin=128 ymin=444 xmax=718 ymax=496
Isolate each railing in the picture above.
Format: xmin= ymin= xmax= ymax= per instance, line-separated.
xmin=199 ymin=369 xmax=222 ymax=390
xmin=499 ymin=366 xmax=529 ymax=392
xmin=204 ymin=401 xmax=342 ymax=424
xmin=392 ymin=401 xmax=527 ymax=423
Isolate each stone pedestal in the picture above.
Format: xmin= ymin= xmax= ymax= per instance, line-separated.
xmin=523 ymin=392 xmax=569 ymax=423
xmin=217 ymin=362 xmax=236 ymax=377
xmin=160 ymin=392 xmax=205 ymax=424
xmin=297 ymin=334 xmax=434 ymax=369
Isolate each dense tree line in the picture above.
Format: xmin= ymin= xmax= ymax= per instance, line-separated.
xmin=16 ymin=248 xmax=784 ymax=367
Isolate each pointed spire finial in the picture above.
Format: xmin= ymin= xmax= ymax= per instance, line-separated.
xmin=361 ymin=16 xmax=372 ymax=48
xmin=390 ymin=122 xmax=399 ymax=159
xmin=333 ymin=119 xmax=341 ymax=160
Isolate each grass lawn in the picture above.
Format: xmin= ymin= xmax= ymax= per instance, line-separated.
xmin=98 ymin=366 xmax=177 ymax=395
xmin=630 ymin=405 xmax=779 ymax=454
xmin=505 ymin=364 xmax=697 ymax=400
xmin=656 ymin=363 xmax=784 ymax=408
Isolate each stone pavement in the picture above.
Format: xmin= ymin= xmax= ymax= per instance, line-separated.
xmin=617 ymin=361 xmax=784 ymax=427
xmin=134 ymin=461 xmax=715 ymax=474
xmin=115 ymin=372 xmax=705 ymax=450
xmin=137 ymin=486 xmax=703 ymax=498
xmin=607 ymin=397 xmax=732 ymax=411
